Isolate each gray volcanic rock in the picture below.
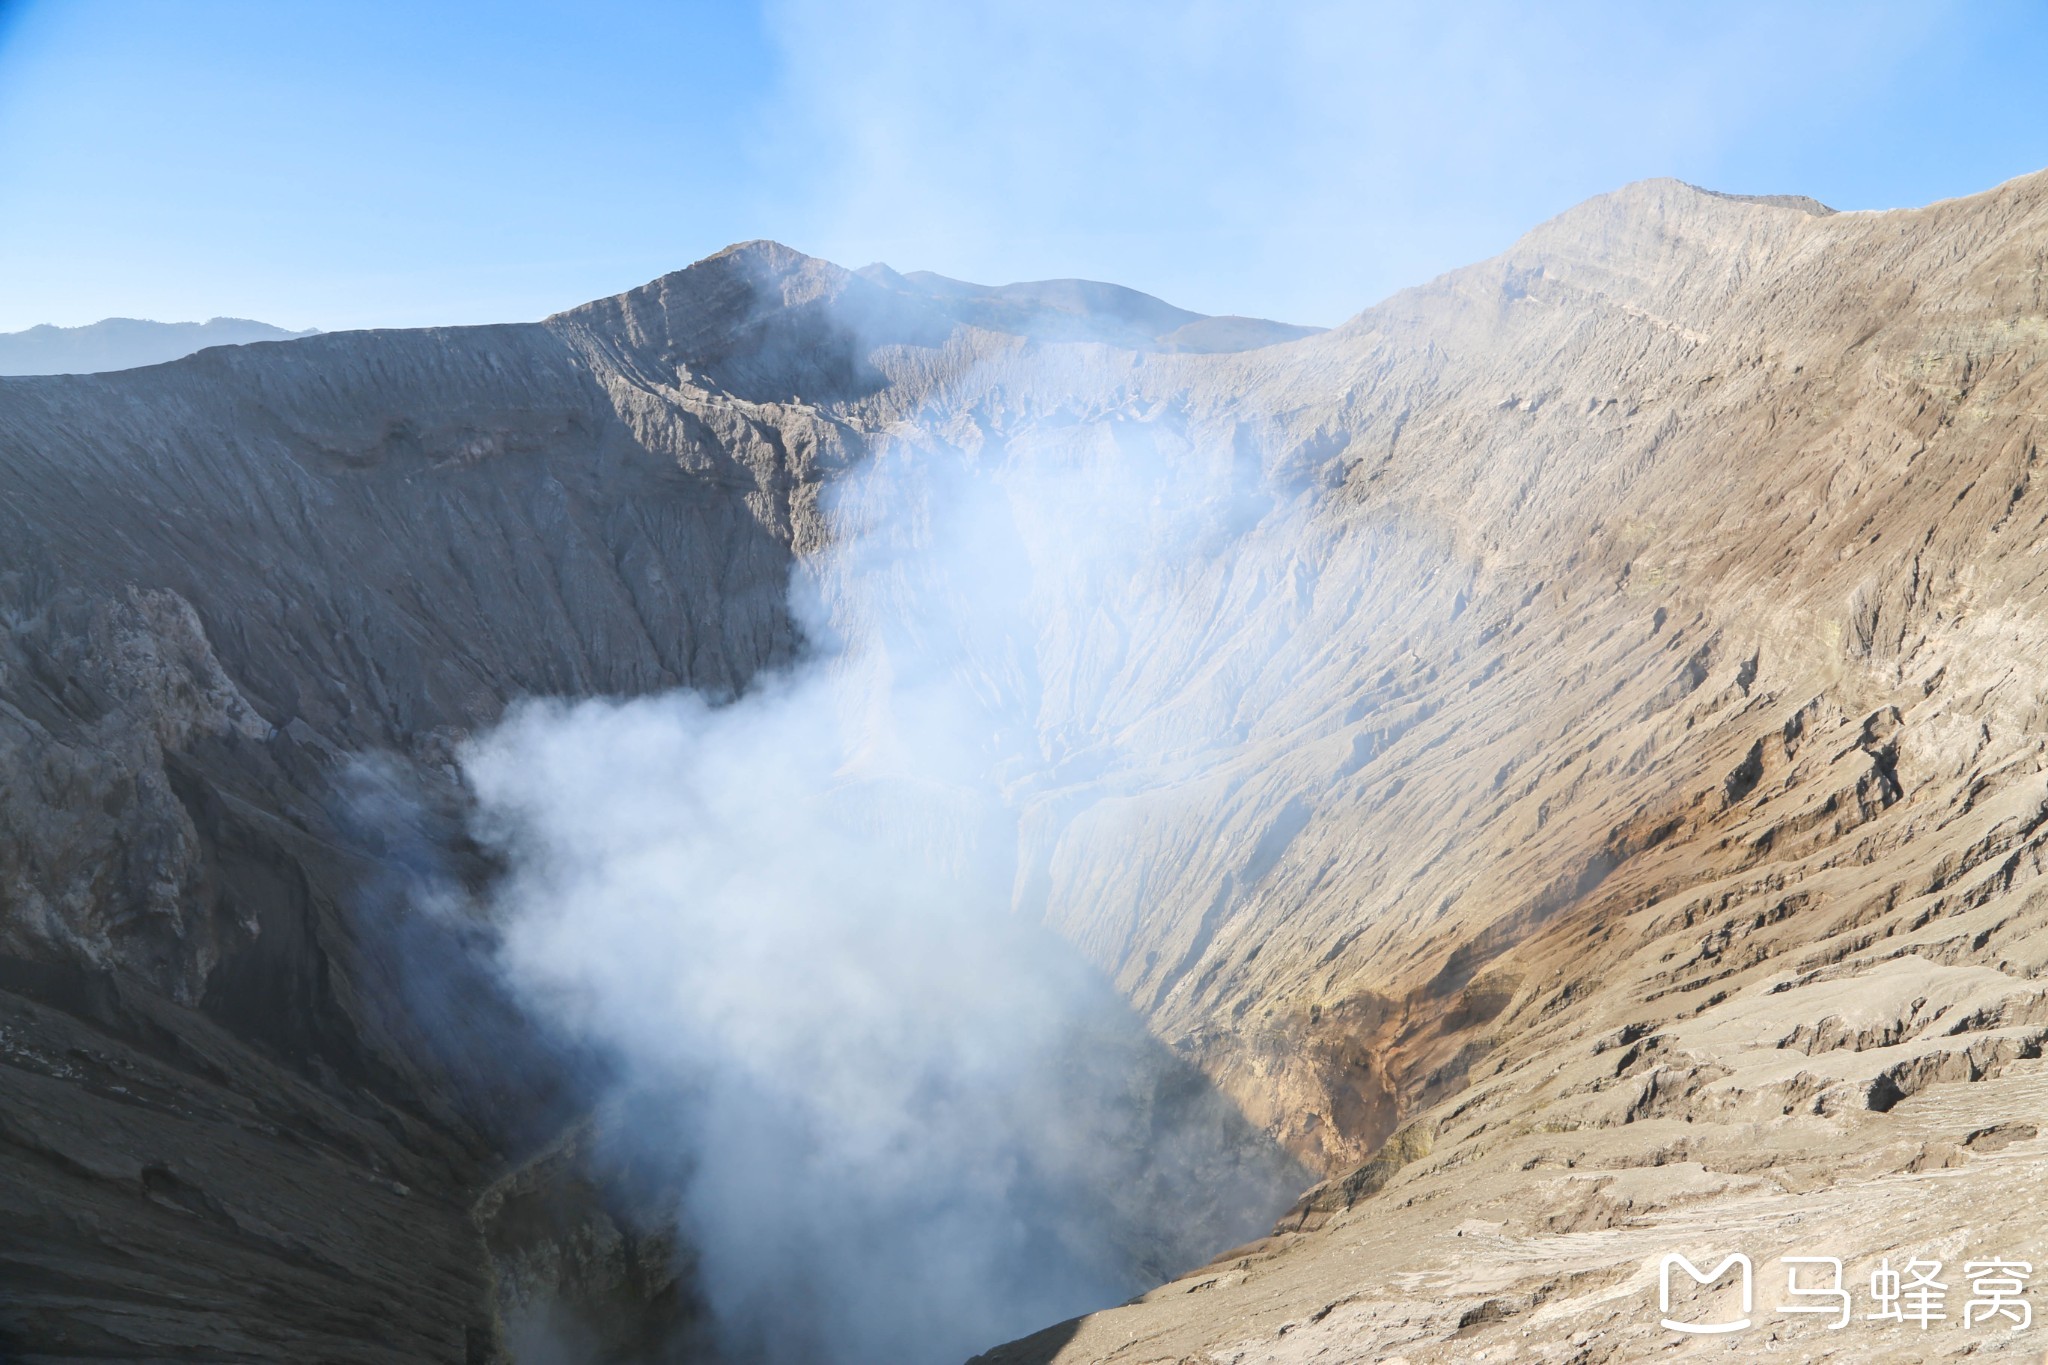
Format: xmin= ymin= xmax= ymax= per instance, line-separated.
xmin=0 ymin=248 xmax=1319 ymax=1361
xmin=0 ymin=317 xmax=805 ymax=1360
xmin=0 ymin=317 xmax=318 ymax=376
xmin=8 ymin=168 xmax=2048 ymax=1365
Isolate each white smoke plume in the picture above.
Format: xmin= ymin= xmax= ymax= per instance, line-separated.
xmin=462 ymin=392 xmax=1304 ymax=1363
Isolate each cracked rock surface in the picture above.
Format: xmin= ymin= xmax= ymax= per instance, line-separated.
xmin=977 ymin=171 xmax=2048 ymax=1362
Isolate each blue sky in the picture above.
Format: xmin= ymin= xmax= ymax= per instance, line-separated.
xmin=1 ymin=0 xmax=2045 ymax=332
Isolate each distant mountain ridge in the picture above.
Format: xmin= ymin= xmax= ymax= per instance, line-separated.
xmin=0 ymin=315 xmax=318 ymax=375
xmin=854 ymin=263 xmax=1326 ymax=352
xmin=0 ymin=271 xmax=1309 ymax=380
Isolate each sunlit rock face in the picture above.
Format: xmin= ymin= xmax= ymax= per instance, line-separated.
xmin=977 ymin=170 xmax=2048 ymax=1363
xmin=9 ymin=167 xmax=2048 ymax=1363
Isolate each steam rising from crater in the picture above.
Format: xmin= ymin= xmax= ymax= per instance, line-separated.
xmin=463 ymin=409 xmax=1303 ymax=1362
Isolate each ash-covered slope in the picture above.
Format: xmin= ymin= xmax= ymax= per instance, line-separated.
xmin=985 ymin=172 xmax=2048 ymax=1361
xmin=7 ymin=168 xmax=2048 ymax=1365
xmin=0 ymin=253 xmax=1317 ymax=1361
xmin=0 ymin=315 xmax=816 ymax=1360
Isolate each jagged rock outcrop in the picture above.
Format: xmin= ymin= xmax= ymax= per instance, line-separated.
xmin=8 ymin=166 xmax=2048 ymax=1364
